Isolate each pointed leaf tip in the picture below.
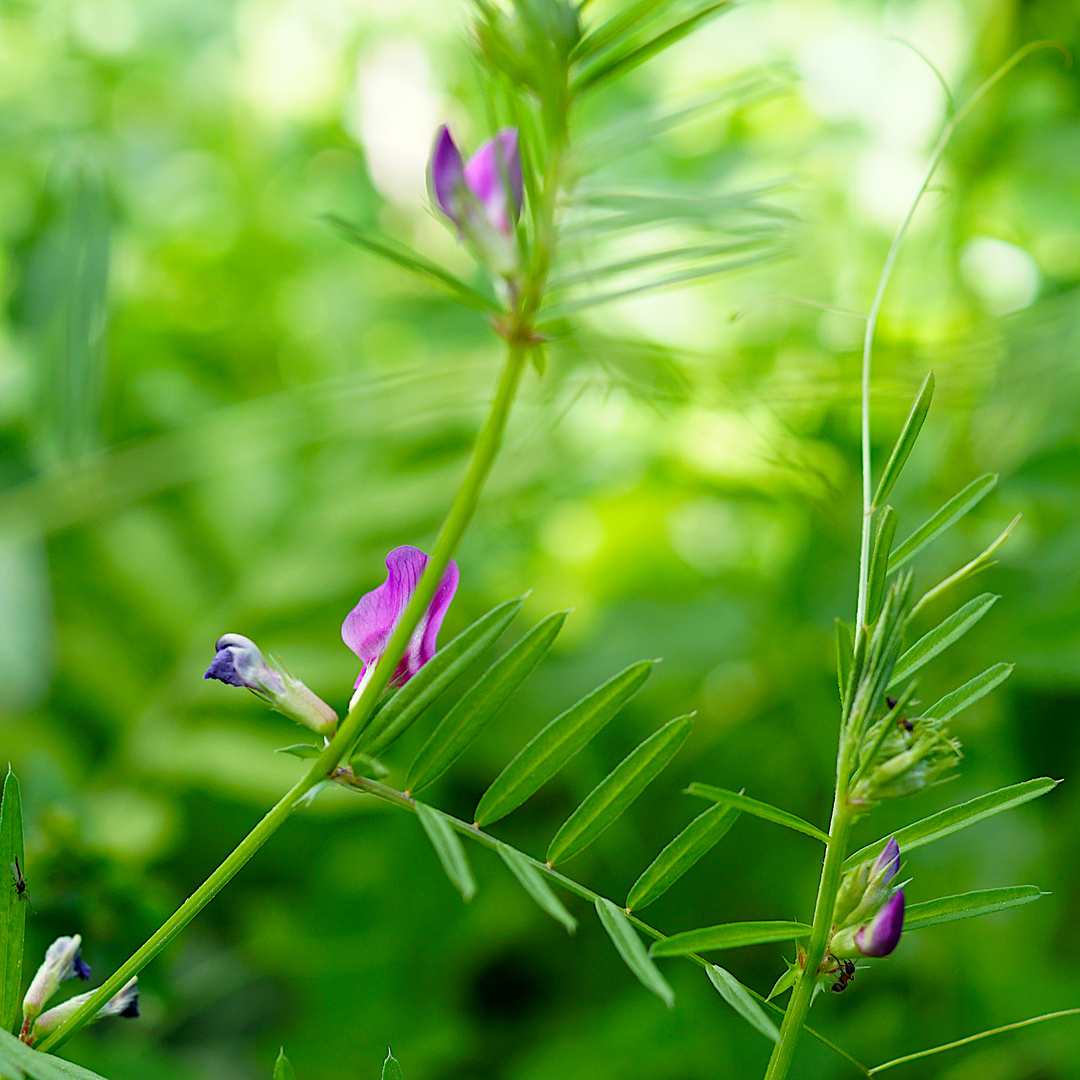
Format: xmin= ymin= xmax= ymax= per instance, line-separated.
xmin=595 ymin=898 xmax=674 ymax=1008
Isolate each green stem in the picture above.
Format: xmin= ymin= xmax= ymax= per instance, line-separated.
xmin=38 ymin=336 xmax=530 ymax=1054
xmin=762 ymin=770 xmax=854 ymax=1080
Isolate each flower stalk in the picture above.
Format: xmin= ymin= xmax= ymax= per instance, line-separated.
xmin=37 ymin=135 xmax=560 ymax=1052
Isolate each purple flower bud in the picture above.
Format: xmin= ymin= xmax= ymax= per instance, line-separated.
xmin=342 ymin=546 xmax=459 ymax=694
xmin=856 ymin=890 xmax=905 ymax=957
xmin=462 ymin=129 xmax=524 ymax=236
xmin=871 ymin=836 xmax=900 ymax=883
xmin=429 ymin=125 xmax=523 ymax=275
xmin=204 ymin=634 xmax=284 ymax=694
xmin=204 ymin=634 xmax=337 ymax=737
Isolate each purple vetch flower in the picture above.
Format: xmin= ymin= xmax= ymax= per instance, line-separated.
xmin=21 ymin=935 xmax=91 ymax=1028
xmin=204 ymin=634 xmax=337 ymax=737
xmin=342 ymin=546 xmax=459 ymax=698
xmin=31 ymin=977 xmax=139 ymax=1043
xmin=856 ymin=890 xmax=906 ymax=957
xmin=429 ymin=125 xmax=523 ymax=274
xmin=205 ymin=634 xmax=284 ymax=694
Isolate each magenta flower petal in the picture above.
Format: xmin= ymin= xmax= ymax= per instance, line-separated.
xmin=462 ymin=128 xmax=523 ymax=235
xmin=342 ymin=546 xmax=459 ymax=689
xmin=856 ymin=890 xmax=905 ymax=957
xmin=430 ymin=125 xmax=467 ymax=228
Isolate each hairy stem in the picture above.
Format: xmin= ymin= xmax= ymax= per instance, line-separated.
xmin=762 ymin=766 xmax=854 ymax=1080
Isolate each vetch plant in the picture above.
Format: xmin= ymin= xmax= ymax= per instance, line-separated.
xmin=0 ymin=3 xmax=1076 ymax=1080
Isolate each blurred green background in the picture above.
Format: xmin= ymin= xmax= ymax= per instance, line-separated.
xmin=1 ymin=0 xmax=1078 ymax=1077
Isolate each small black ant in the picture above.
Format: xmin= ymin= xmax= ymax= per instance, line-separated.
xmin=831 ymin=959 xmax=856 ymax=993
xmin=886 ymin=696 xmax=914 ymax=733
xmin=10 ymin=857 xmax=32 ymax=910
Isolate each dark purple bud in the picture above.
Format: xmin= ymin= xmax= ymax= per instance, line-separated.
xmin=73 ymin=952 xmax=91 ymax=981
xmin=871 ymin=837 xmax=900 ymax=883
xmin=856 ymin=890 xmax=905 ymax=957
xmin=429 ymin=125 xmax=467 ymax=229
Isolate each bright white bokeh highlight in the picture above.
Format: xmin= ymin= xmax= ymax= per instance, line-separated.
xmin=960 ymin=236 xmax=1041 ymax=315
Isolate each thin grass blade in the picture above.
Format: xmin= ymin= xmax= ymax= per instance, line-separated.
xmin=358 ymin=597 xmax=524 ymax=756
xmin=626 ymin=802 xmax=739 ymax=912
xmin=474 ymin=659 xmax=656 ymax=826
xmin=923 ymin=663 xmax=1014 ymax=723
xmin=382 ymin=1050 xmax=404 ymax=1080
xmin=274 ymin=1049 xmax=297 ymax=1080
xmin=0 ymin=766 xmax=26 ymax=1034
xmin=873 ymin=372 xmax=934 ymax=507
xmin=595 ymin=897 xmax=674 ymax=1008
xmin=844 ymin=777 xmax=1060 ymax=871
xmin=685 ymin=784 xmax=829 ymax=843
xmin=865 ymin=506 xmax=898 ymax=626
xmin=905 ymin=885 xmax=1044 ymax=931
xmin=573 ymin=2 xmax=730 ymax=93
xmin=706 ymin=964 xmax=780 ymax=1043
xmin=888 ymin=593 xmax=998 ymax=689
xmin=651 ymin=921 xmax=811 ymax=957
xmin=888 ymin=474 xmax=997 ymax=572
xmin=547 ymin=714 xmax=693 ymax=865
xmin=415 ymin=803 xmax=476 ymax=902
xmin=407 ymin=611 xmax=567 ymax=794
xmin=326 ymin=215 xmax=500 ymax=314
xmin=497 ymin=844 xmax=577 ymax=934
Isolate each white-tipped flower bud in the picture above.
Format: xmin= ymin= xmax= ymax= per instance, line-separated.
xmin=22 ymin=935 xmax=91 ymax=1026
xmin=32 ymin=977 xmax=139 ymax=1043
xmin=204 ymin=634 xmax=337 ymax=737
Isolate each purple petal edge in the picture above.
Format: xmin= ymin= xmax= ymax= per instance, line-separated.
xmin=430 ymin=125 xmax=466 ymax=224
xmin=856 ymin=891 xmax=905 ymax=957
xmin=872 ymin=836 xmax=901 ymax=881
xmin=342 ymin=546 xmax=459 ymax=689
xmin=463 ymin=128 xmax=523 ymax=235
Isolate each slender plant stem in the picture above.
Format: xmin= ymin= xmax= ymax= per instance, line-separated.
xmin=38 ymin=335 xmax=530 ymax=1054
xmin=777 ymin=43 xmax=1060 ymax=1080
xmin=853 ymin=40 xmax=1059 ymax=633
xmin=869 ymin=1008 xmax=1080 ymax=1074
xmin=762 ymin=767 xmax=854 ymax=1080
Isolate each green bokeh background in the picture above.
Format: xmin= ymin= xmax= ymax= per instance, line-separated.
xmin=1 ymin=0 xmax=1078 ymax=1078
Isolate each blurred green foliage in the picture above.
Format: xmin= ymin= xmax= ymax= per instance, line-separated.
xmin=1 ymin=0 xmax=1078 ymax=1078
